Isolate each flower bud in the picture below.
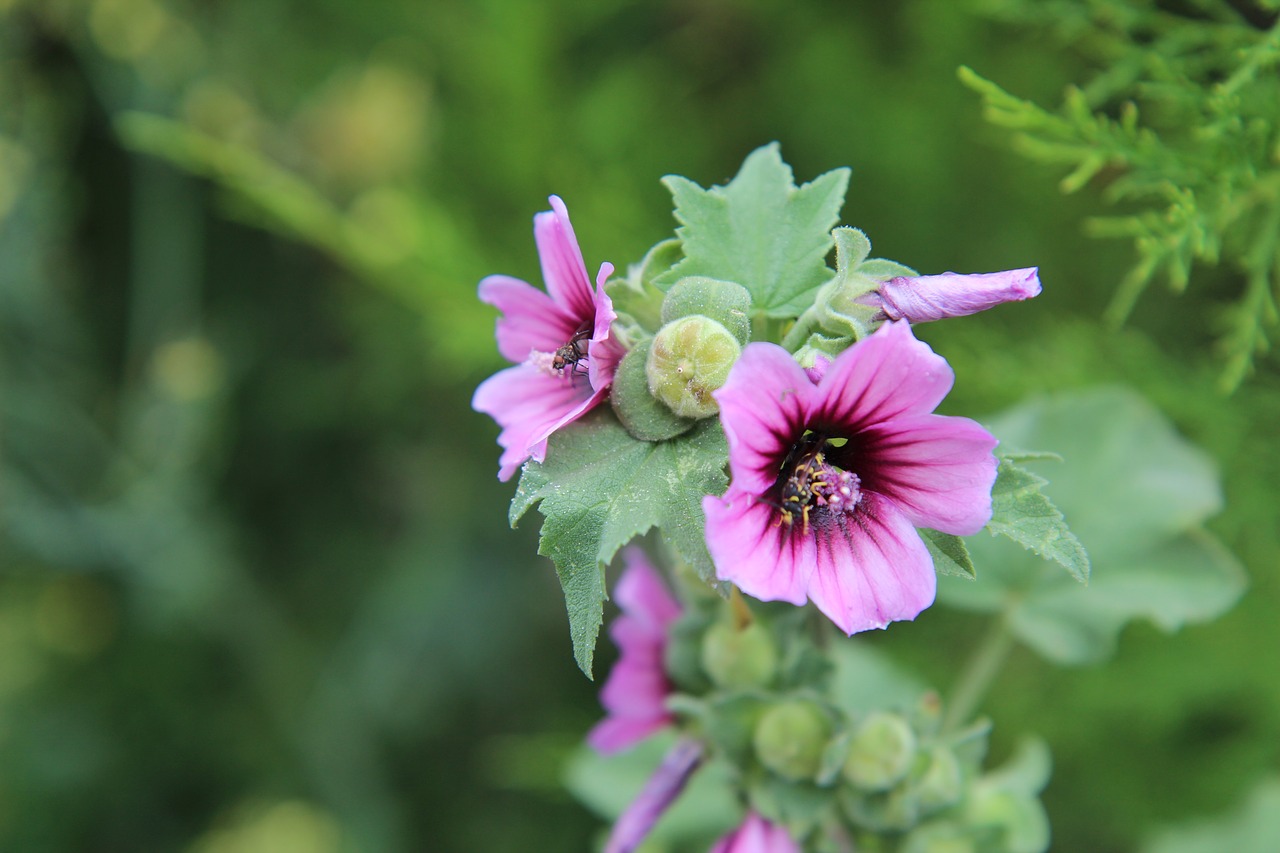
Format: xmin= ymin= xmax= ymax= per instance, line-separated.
xmin=859 ymin=268 xmax=1041 ymax=323
xmin=753 ymin=700 xmax=831 ymax=782
xmin=610 ymin=340 xmax=697 ymax=441
xmin=901 ymin=822 xmax=977 ymax=853
xmin=700 ymin=620 xmax=778 ymax=690
xmin=964 ymin=787 xmax=1050 ymax=853
xmin=646 ymin=315 xmax=741 ymax=419
xmin=660 ymin=276 xmax=752 ymax=344
xmin=843 ymin=712 xmax=917 ymax=792
xmin=915 ymin=746 xmax=964 ymax=814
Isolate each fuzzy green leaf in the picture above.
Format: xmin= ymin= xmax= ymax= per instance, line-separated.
xmin=657 ymin=143 xmax=849 ymax=317
xmin=939 ymin=387 xmax=1247 ymax=665
xmin=987 ymin=457 xmax=1090 ymax=583
xmin=923 ymin=528 xmax=977 ymax=579
xmin=511 ymin=409 xmax=728 ymax=676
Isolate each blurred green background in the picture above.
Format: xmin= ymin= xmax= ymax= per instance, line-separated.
xmin=1 ymin=1 xmax=1277 ymax=851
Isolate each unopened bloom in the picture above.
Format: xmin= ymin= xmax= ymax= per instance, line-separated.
xmin=587 ymin=548 xmax=681 ymax=754
xmin=859 ymin=267 xmax=1041 ymax=323
xmin=702 ymin=322 xmax=998 ymax=635
xmin=604 ymin=738 xmax=704 ymax=853
xmin=709 ymin=812 xmax=800 ymax=853
xmin=473 ymin=196 xmax=624 ymax=480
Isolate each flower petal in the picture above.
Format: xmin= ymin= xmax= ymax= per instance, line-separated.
xmin=604 ymin=738 xmax=704 ymax=853
xmin=713 ymin=342 xmax=816 ymax=495
xmin=587 ymin=715 xmax=670 ymax=755
xmin=710 ymin=812 xmax=801 ymax=853
xmin=858 ymin=414 xmax=999 ymax=535
xmin=588 ymin=262 xmax=625 ymax=392
xmin=478 ymin=274 xmax=580 ymax=364
xmin=703 ymin=492 xmax=812 ymax=606
xmin=614 ymin=546 xmax=681 ymax=629
xmin=872 ymin=267 xmax=1042 ymax=323
xmin=472 ymin=363 xmax=602 ymax=480
xmin=534 ymin=195 xmax=597 ymax=321
xmin=807 ymin=492 xmax=937 ymax=635
xmin=811 ymin=321 xmax=955 ymax=432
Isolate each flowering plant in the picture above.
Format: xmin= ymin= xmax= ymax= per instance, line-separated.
xmin=475 ymin=145 xmax=1244 ymax=851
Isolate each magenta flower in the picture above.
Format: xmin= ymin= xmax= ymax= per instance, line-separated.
xmin=587 ymin=547 xmax=682 ymax=754
xmin=604 ymin=737 xmax=705 ymax=853
xmin=472 ymin=195 xmax=625 ymax=480
xmin=709 ymin=812 xmax=800 ymax=853
xmin=701 ymin=322 xmax=998 ymax=635
xmin=859 ymin=267 xmax=1041 ymax=323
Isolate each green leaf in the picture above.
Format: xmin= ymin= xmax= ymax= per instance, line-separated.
xmin=1142 ymin=777 xmax=1280 ymax=853
xmin=657 ymin=143 xmax=849 ymax=317
xmin=939 ymin=387 xmax=1247 ymax=665
xmin=511 ymin=409 xmax=728 ymax=676
xmin=923 ymin=528 xmax=977 ymax=579
xmin=987 ymin=457 xmax=1090 ymax=583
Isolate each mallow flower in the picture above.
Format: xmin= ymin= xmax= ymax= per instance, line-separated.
xmin=587 ymin=547 xmax=681 ymax=754
xmin=859 ymin=267 xmax=1041 ymax=323
xmin=473 ymin=196 xmax=624 ymax=480
xmin=702 ymin=322 xmax=998 ymax=635
xmin=709 ymin=811 xmax=800 ymax=853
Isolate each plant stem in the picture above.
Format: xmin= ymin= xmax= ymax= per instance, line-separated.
xmin=943 ymin=614 xmax=1015 ymax=735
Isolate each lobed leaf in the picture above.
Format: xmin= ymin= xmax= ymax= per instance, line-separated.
xmin=512 ymin=409 xmax=728 ymax=676
xmin=656 ymin=143 xmax=849 ymax=317
xmin=939 ymin=387 xmax=1246 ymax=665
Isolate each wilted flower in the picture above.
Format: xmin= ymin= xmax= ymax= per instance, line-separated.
xmin=587 ymin=548 xmax=682 ymax=754
xmin=473 ymin=195 xmax=625 ymax=480
xmin=858 ymin=267 xmax=1041 ymax=323
xmin=702 ymin=322 xmax=998 ymax=634
xmin=709 ymin=811 xmax=800 ymax=853
xmin=604 ymin=738 xmax=705 ymax=853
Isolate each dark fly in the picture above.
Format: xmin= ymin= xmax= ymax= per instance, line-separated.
xmin=552 ymin=321 xmax=592 ymax=376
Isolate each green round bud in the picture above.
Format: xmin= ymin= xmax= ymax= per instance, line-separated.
xmin=900 ymin=822 xmax=976 ymax=853
xmin=753 ymin=700 xmax=831 ymax=782
xmin=700 ymin=620 xmax=778 ymax=689
xmin=964 ymin=787 xmax=1049 ymax=853
xmin=660 ymin=277 xmax=752 ymax=344
xmin=646 ymin=315 xmax=741 ymax=419
xmin=610 ymin=340 xmax=696 ymax=441
xmin=916 ymin=747 xmax=964 ymax=814
xmin=843 ymin=712 xmax=917 ymax=792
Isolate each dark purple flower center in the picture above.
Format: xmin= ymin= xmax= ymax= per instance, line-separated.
xmin=772 ymin=433 xmax=862 ymax=533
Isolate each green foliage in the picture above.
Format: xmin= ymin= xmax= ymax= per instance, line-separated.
xmin=511 ymin=410 xmax=727 ymax=676
xmin=986 ymin=454 xmax=1090 ymax=583
xmin=960 ymin=4 xmax=1280 ymax=389
xmin=656 ymin=143 xmax=849 ymax=318
xmin=1142 ymin=776 xmax=1280 ymax=853
xmin=922 ymin=529 xmax=978 ymax=580
xmin=940 ymin=386 xmax=1246 ymax=664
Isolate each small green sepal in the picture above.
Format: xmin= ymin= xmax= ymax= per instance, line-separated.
xmin=661 ymin=276 xmax=753 ymax=344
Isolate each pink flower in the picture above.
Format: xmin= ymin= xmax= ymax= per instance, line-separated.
xmin=472 ymin=196 xmax=625 ymax=480
xmin=709 ymin=812 xmax=800 ymax=853
xmin=859 ymin=267 xmax=1041 ymax=323
xmin=604 ymin=738 xmax=705 ymax=853
xmin=701 ymin=322 xmax=998 ymax=635
xmin=588 ymin=548 xmax=682 ymax=754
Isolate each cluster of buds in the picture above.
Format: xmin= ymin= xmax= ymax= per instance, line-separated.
xmin=596 ymin=554 xmax=1049 ymax=853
